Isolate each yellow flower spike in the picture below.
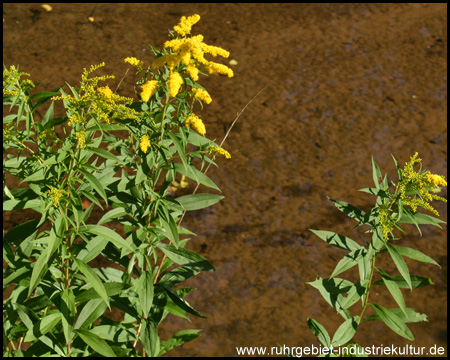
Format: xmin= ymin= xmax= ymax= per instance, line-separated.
xmin=168 ymin=71 xmax=184 ymax=98
xmin=140 ymin=135 xmax=151 ymax=154
xmin=173 ymin=14 xmax=201 ymax=36
xmin=140 ymin=80 xmax=158 ymax=102
xmin=185 ymin=114 xmax=206 ymax=135
xmin=76 ymin=131 xmax=87 ymax=149
xmin=124 ymin=57 xmax=144 ymax=71
xmin=191 ymin=87 xmax=212 ymax=104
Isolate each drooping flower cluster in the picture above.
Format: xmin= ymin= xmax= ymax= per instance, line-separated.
xmin=168 ymin=72 xmax=184 ymax=98
xmin=191 ymin=87 xmax=212 ymax=104
xmin=398 ymin=152 xmax=447 ymax=216
xmin=152 ymin=14 xmax=234 ymax=90
xmin=3 ymin=65 xmax=35 ymax=98
xmin=76 ymin=130 xmax=87 ymax=149
xmin=209 ymin=145 xmax=231 ymax=159
xmin=124 ymin=57 xmax=144 ymax=71
xmin=184 ymin=113 xmax=206 ymax=135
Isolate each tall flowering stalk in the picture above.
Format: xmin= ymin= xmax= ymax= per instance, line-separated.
xmin=306 ymin=154 xmax=446 ymax=356
xmin=3 ymin=15 xmax=234 ymax=357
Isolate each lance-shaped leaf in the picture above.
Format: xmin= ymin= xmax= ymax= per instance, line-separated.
xmin=75 ymin=329 xmax=117 ymax=357
xmin=24 ymin=312 xmax=62 ymax=341
xmin=331 ymin=316 xmax=359 ymax=347
xmin=306 ymin=318 xmax=331 ymax=347
xmin=82 ymin=224 xmax=135 ymax=257
xmin=74 ymin=298 xmax=108 ymax=330
xmin=385 ymin=242 xmax=412 ymax=290
xmin=376 ymin=268 xmax=407 ymax=316
xmin=136 ymin=270 xmax=154 ymax=319
xmin=363 ymin=307 xmax=428 ymax=324
xmin=161 ymin=283 xmax=205 ymax=318
xmin=372 ymin=274 xmax=433 ymax=289
xmin=74 ymin=258 xmax=109 ymax=308
xmin=310 ymin=230 xmax=362 ymax=251
xmin=140 ymin=318 xmax=160 ymax=357
xmin=79 ymin=168 xmax=108 ymax=205
xmin=328 ymin=198 xmax=368 ymax=225
xmin=394 ymin=246 xmax=440 ymax=268
xmin=157 ymin=243 xmax=214 ymax=272
xmin=173 ymin=163 xmax=220 ymax=192
xmin=372 ymin=155 xmax=382 ymax=188
xmin=340 ymin=280 xmax=369 ymax=310
xmin=368 ymin=303 xmax=414 ymax=341
xmin=176 ymin=193 xmax=224 ymax=211
xmin=330 ymin=248 xmax=366 ymax=278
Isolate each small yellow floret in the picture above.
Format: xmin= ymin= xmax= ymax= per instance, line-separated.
xmin=140 ymin=135 xmax=151 ymax=153
xmin=209 ymin=145 xmax=231 ymax=159
xmin=125 ymin=57 xmax=144 ymax=71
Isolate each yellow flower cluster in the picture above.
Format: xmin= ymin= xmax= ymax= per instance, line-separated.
xmin=124 ymin=57 xmax=144 ymax=71
xmin=140 ymin=135 xmax=151 ymax=153
xmin=191 ymin=87 xmax=212 ymax=104
xmin=152 ymin=15 xmax=234 ymax=81
xmin=168 ymin=71 xmax=184 ymax=98
xmin=52 ymin=63 xmax=140 ymax=125
xmin=38 ymin=128 xmax=56 ymax=140
xmin=3 ymin=65 xmax=35 ymax=96
xmin=76 ymin=131 xmax=87 ymax=148
xmin=399 ymin=152 xmax=447 ymax=216
xmin=185 ymin=113 xmax=206 ymax=135
xmin=173 ymin=14 xmax=201 ymax=36
xmin=209 ymin=145 xmax=231 ymax=159
xmin=140 ymin=80 xmax=158 ymax=102
xmin=45 ymin=186 xmax=68 ymax=207
xmin=378 ymin=206 xmax=393 ymax=240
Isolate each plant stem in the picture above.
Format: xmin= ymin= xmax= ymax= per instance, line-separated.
xmin=358 ymin=252 xmax=377 ymax=323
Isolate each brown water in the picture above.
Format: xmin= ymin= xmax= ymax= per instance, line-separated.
xmin=3 ymin=3 xmax=447 ymax=356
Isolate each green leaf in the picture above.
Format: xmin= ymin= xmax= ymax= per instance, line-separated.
xmin=176 ymin=193 xmax=224 ymax=211
xmin=40 ymin=101 xmax=54 ymax=128
xmin=363 ymin=307 xmax=428 ymax=323
xmin=306 ymin=318 xmax=331 ymax=347
xmin=309 ymin=230 xmax=361 ymax=251
xmin=394 ymin=246 xmax=440 ymax=267
xmin=161 ymin=284 xmax=205 ymax=318
xmin=87 ymin=147 xmax=125 ymax=164
xmin=396 ymin=209 xmax=445 ymax=228
xmin=98 ymin=207 xmax=129 ymax=225
xmin=137 ymin=271 xmax=154 ymax=319
xmin=159 ymin=215 xmax=179 ymax=248
xmin=79 ymin=168 xmax=108 ymax=205
xmin=372 ymin=274 xmax=433 ymax=289
xmin=376 ymin=268 xmax=407 ymax=316
xmin=158 ymin=329 xmax=201 ymax=356
xmin=331 ymin=316 xmax=359 ymax=347
xmin=75 ymin=282 xmax=132 ymax=304
xmin=330 ymin=249 xmax=366 ymax=278
xmin=167 ymin=131 xmax=188 ymax=172
xmin=371 ymin=155 xmax=382 ymax=188
xmin=3 ymin=219 xmax=39 ymax=244
xmin=329 ymin=198 xmax=368 ymax=225
xmin=75 ymin=329 xmax=117 ymax=357
xmin=306 ymin=278 xmax=352 ymax=319
xmin=368 ymin=303 xmax=414 ymax=341
xmin=385 ymin=242 xmax=412 ymax=290
xmin=82 ymin=224 xmax=135 ymax=257
xmin=391 ymin=154 xmax=402 ymax=182
xmin=140 ymin=319 xmax=160 ymax=357
xmin=173 ymin=163 xmax=220 ymax=192
xmin=74 ymin=258 xmax=110 ymax=308
xmin=157 ymin=243 xmax=214 ymax=271
xmin=28 ymin=247 xmax=51 ymax=297
xmin=340 ymin=280 xmax=369 ymax=310
xmin=74 ymin=298 xmax=108 ymax=330
xmin=90 ymin=325 xmax=137 ymax=343
xmin=24 ymin=312 xmax=62 ymax=341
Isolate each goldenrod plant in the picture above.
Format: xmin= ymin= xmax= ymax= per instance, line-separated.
xmin=3 ymin=15 xmax=234 ymax=356
xmin=307 ymin=154 xmax=446 ymax=356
